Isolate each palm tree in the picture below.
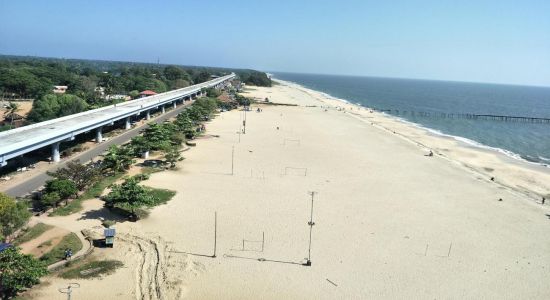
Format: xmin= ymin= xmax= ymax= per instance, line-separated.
xmin=3 ymin=102 xmax=20 ymax=126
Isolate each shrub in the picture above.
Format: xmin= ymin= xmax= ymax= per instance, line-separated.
xmin=45 ymin=179 xmax=78 ymax=200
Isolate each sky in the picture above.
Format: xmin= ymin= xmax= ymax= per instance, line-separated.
xmin=1 ymin=0 xmax=550 ymax=86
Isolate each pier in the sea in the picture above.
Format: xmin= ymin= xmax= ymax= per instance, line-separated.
xmin=372 ymin=109 xmax=550 ymax=123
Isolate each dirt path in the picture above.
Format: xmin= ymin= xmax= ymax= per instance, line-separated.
xmin=19 ymin=227 xmax=70 ymax=257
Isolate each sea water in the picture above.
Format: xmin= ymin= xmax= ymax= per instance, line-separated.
xmin=272 ymin=72 xmax=550 ymax=165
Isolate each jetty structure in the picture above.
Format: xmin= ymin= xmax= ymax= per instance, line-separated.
xmin=0 ymin=74 xmax=235 ymax=167
xmin=373 ymin=109 xmax=550 ymax=123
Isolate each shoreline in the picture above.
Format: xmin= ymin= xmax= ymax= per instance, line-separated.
xmin=274 ymin=78 xmax=550 ymax=168
xmin=272 ymin=78 xmax=550 ymax=202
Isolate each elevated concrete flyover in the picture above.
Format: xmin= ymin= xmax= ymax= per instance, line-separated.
xmin=0 ymin=73 xmax=235 ymax=167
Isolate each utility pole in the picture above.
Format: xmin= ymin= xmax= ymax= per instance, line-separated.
xmin=213 ymin=211 xmax=218 ymax=258
xmin=243 ymin=108 xmax=247 ymax=134
xmin=231 ymin=146 xmax=235 ymax=175
xmin=304 ymin=191 xmax=316 ymax=266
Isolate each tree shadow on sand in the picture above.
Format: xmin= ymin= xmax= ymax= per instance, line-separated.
xmin=77 ymin=206 xmax=125 ymax=222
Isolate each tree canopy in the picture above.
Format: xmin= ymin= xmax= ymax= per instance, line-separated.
xmin=0 ymin=55 xmax=270 ymax=125
xmin=0 ymin=247 xmax=48 ymax=299
xmin=104 ymin=177 xmax=156 ymax=218
xmin=47 ymin=160 xmax=100 ymax=191
xmin=44 ymin=179 xmax=78 ymax=200
xmin=237 ymin=70 xmax=271 ymax=87
xmin=102 ymin=145 xmax=135 ymax=174
xmin=27 ymin=94 xmax=88 ymax=122
xmin=0 ymin=193 xmax=31 ymax=242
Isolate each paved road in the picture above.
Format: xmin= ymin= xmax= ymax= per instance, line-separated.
xmin=3 ymin=101 xmax=193 ymax=197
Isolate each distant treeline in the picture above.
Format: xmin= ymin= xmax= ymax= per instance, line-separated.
xmin=239 ymin=71 xmax=271 ymax=87
xmin=0 ymin=55 xmax=271 ymax=123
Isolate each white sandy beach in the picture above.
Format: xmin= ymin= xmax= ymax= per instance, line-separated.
xmin=26 ymin=81 xmax=550 ymax=299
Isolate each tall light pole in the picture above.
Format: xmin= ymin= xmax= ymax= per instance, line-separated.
xmin=213 ymin=211 xmax=218 ymax=258
xmin=231 ymin=146 xmax=235 ymax=175
xmin=243 ymin=108 xmax=247 ymax=134
xmin=304 ymin=191 xmax=316 ymax=266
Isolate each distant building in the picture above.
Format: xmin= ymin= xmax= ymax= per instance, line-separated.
xmin=95 ymin=87 xmax=105 ymax=97
xmin=139 ymin=90 xmax=157 ymax=98
xmin=53 ymin=85 xmax=68 ymax=94
xmin=105 ymin=94 xmax=131 ymax=101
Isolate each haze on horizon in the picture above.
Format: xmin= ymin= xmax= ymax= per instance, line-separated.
xmin=1 ymin=0 xmax=549 ymax=87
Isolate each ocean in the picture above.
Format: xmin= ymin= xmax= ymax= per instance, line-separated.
xmin=271 ymin=72 xmax=550 ymax=165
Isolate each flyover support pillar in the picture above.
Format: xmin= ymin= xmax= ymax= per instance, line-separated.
xmin=161 ymin=105 xmax=166 ymax=114
xmin=95 ymin=127 xmax=103 ymax=143
xmin=173 ymin=102 xmax=177 ymax=109
xmin=51 ymin=142 xmax=60 ymax=163
xmin=146 ymin=110 xmax=151 ymax=120
xmin=125 ymin=117 xmax=131 ymax=130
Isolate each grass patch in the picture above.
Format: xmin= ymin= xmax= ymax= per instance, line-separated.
xmin=13 ymin=223 xmax=53 ymax=245
xmin=39 ymin=232 xmax=83 ymax=266
xmin=106 ymin=188 xmax=175 ymax=221
xmin=59 ymin=260 xmax=124 ymax=279
xmin=141 ymin=166 xmax=164 ymax=175
xmin=37 ymin=240 xmax=53 ymax=248
xmin=148 ymin=188 xmax=176 ymax=206
xmin=50 ymin=173 xmax=125 ymax=216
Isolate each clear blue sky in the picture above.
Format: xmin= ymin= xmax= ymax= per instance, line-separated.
xmin=1 ymin=0 xmax=549 ymax=86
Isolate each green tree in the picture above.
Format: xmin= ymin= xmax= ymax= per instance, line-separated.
xmin=3 ymin=102 xmax=20 ymax=126
xmin=171 ymin=79 xmax=189 ymax=89
xmin=202 ymin=87 xmax=221 ymax=98
xmin=164 ymin=146 xmax=182 ymax=168
xmin=98 ymin=73 xmax=122 ymax=95
xmin=192 ymin=71 xmax=211 ymax=84
xmin=170 ymin=132 xmax=186 ymax=146
xmin=235 ymin=94 xmax=251 ymax=106
xmin=142 ymin=123 xmax=173 ymax=151
xmin=237 ymin=71 xmax=271 ymax=87
xmin=0 ymin=68 xmax=51 ymax=99
xmin=47 ymin=160 xmax=100 ymax=191
xmin=128 ymin=90 xmax=139 ymax=99
xmin=174 ymin=111 xmax=196 ymax=139
xmin=0 ymin=193 xmax=31 ymax=242
xmin=129 ymin=136 xmax=151 ymax=157
xmin=40 ymin=192 xmax=61 ymax=209
xmin=44 ymin=179 xmax=77 ymax=200
xmin=57 ymin=94 xmax=88 ymax=116
xmin=104 ymin=177 xmax=156 ymax=219
xmin=102 ymin=145 xmax=135 ymax=173
xmin=163 ymin=66 xmax=185 ymax=81
xmin=27 ymin=94 xmax=88 ymax=122
xmin=0 ymin=247 xmax=48 ymax=299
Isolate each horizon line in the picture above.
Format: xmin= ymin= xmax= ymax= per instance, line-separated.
xmin=268 ymin=70 xmax=550 ymax=89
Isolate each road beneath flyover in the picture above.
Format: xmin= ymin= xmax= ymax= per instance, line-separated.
xmin=2 ymin=101 xmax=193 ymax=197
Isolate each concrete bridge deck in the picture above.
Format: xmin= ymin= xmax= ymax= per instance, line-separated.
xmin=0 ymin=73 xmax=235 ymax=166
